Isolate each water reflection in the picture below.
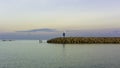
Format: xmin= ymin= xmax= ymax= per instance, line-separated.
xmin=62 ymin=44 xmax=66 ymax=68
xmin=63 ymin=44 xmax=65 ymax=48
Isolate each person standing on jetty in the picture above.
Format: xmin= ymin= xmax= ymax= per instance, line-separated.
xmin=63 ymin=32 xmax=65 ymax=37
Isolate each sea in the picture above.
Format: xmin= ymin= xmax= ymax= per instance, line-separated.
xmin=0 ymin=40 xmax=120 ymax=68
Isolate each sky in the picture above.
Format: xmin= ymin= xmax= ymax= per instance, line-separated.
xmin=0 ymin=0 xmax=120 ymax=39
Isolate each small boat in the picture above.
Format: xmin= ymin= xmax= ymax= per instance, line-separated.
xmin=2 ymin=40 xmax=14 ymax=41
xmin=39 ymin=40 xmax=42 ymax=43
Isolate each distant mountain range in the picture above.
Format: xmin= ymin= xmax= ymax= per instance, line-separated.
xmin=16 ymin=28 xmax=57 ymax=32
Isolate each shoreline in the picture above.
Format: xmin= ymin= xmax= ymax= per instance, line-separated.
xmin=47 ymin=37 xmax=120 ymax=44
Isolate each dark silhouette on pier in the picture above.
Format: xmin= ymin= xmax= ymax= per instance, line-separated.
xmin=63 ymin=32 xmax=65 ymax=37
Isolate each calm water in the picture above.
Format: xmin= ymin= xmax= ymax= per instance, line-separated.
xmin=0 ymin=40 xmax=120 ymax=68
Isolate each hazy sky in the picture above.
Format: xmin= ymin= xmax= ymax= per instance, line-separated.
xmin=0 ymin=0 xmax=120 ymax=39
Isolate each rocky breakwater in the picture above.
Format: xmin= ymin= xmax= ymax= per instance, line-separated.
xmin=47 ymin=37 xmax=120 ymax=44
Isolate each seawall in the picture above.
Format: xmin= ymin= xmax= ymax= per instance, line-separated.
xmin=47 ymin=37 xmax=120 ymax=44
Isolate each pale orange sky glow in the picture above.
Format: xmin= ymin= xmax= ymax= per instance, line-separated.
xmin=0 ymin=0 xmax=120 ymax=39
